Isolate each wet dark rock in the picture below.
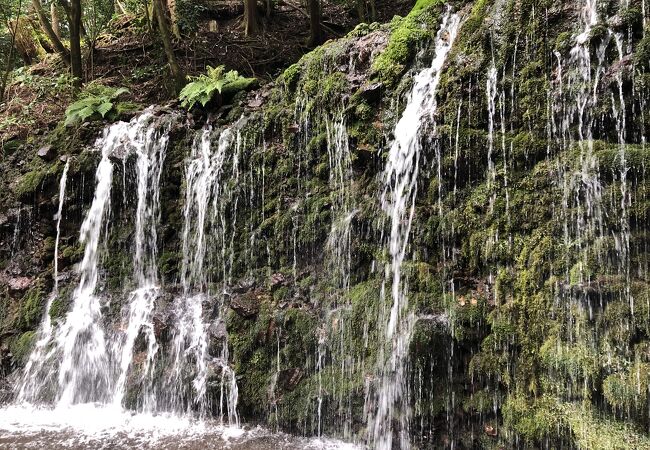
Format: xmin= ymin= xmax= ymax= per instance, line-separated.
xmin=106 ymin=142 xmax=133 ymax=164
xmin=205 ymin=358 xmax=227 ymax=384
xmin=270 ymin=273 xmax=286 ymax=289
xmin=277 ymin=368 xmax=303 ymax=392
xmin=354 ymin=30 xmax=388 ymax=67
xmin=247 ymin=95 xmax=264 ymax=109
xmin=603 ymin=54 xmax=634 ymax=86
xmin=152 ymin=311 xmax=172 ymax=341
xmin=7 ymin=276 xmax=33 ymax=295
xmin=231 ymin=278 xmax=255 ymax=294
xmin=230 ymin=290 xmax=263 ymax=318
xmin=358 ymin=82 xmax=383 ymax=103
xmin=208 ymin=320 xmax=228 ymax=346
xmin=7 ymin=277 xmax=34 ymax=292
xmin=37 ymin=145 xmax=56 ymax=161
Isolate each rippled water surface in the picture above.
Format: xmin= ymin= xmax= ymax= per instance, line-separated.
xmin=0 ymin=405 xmax=360 ymax=449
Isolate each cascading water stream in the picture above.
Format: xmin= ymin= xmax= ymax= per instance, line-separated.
xmin=551 ymin=0 xmax=639 ymax=316
xmin=16 ymin=159 xmax=70 ymax=402
xmin=316 ymin=113 xmax=356 ymax=438
xmin=612 ymin=31 xmax=632 ymax=313
xmin=486 ymin=63 xmax=498 ymax=213
xmin=367 ymin=9 xmax=460 ymax=450
xmin=168 ymin=121 xmax=242 ymax=424
xmin=16 ymin=111 xmax=176 ymax=409
xmin=54 ymin=160 xmax=71 ymax=294
xmin=553 ymin=0 xmax=608 ymax=291
xmin=54 ymin=124 xmax=117 ymax=406
xmin=112 ymin=114 xmax=172 ymax=410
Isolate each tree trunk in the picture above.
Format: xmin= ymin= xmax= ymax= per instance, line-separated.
xmin=57 ymin=0 xmax=86 ymax=37
xmin=307 ymin=0 xmax=321 ymax=47
xmin=153 ymin=0 xmax=185 ymax=93
xmin=243 ymin=0 xmax=258 ymax=35
xmin=1 ymin=0 xmax=23 ymax=104
xmin=69 ymin=0 xmax=82 ymax=87
xmin=51 ymin=3 xmax=61 ymax=39
xmin=0 ymin=43 xmax=14 ymax=103
xmin=31 ymin=0 xmax=70 ymax=64
xmin=356 ymin=0 xmax=365 ymax=22
xmin=167 ymin=0 xmax=181 ymax=38
xmin=369 ymin=0 xmax=376 ymax=22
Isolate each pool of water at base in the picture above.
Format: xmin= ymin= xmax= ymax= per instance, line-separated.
xmin=0 ymin=404 xmax=361 ymax=449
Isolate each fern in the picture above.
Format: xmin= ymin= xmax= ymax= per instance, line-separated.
xmin=64 ymin=85 xmax=129 ymax=126
xmin=179 ymin=66 xmax=256 ymax=110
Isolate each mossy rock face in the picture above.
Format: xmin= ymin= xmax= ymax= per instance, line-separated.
xmin=9 ymin=331 xmax=37 ymax=364
xmin=372 ymin=0 xmax=447 ymax=86
xmin=18 ymin=282 xmax=46 ymax=331
xmin=2 ymin=0 xmax=650 ymax=446
xmin=13 ymin=160 xmax=63 ymax=202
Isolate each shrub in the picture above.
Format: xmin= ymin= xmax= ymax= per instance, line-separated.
xmin=64 ymin=84 xmax=129 ymax=126
xmin=179 ymin=65 xmax=257 ymax=110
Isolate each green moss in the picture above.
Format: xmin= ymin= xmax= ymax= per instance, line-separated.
xmin=10 ymin=331 xmax=36 ymax=364
xmin=158 ymin=251 xmax=180 ymax=280
xmin=372 ymin=0 xmax=444 ymax=86
xmin=603 ymin=362 xmax=650 ymax=410
xmin=15 ymin=169 xmax=47 ymax=199
xmin=60 ymin=243 xmax=85 ymax=264
xmin=562 ymin=403 xmax=650 ymax=449
xmin=539 ymin=335 xmax=599 ymax=386
xmin=19 ymin=282 xmax=45 ymax=330
xmin=618 ymin=7 xmax=643 ymax=31
xmin=502 ymin=395 xmax=563 ymax=443
xmin=14 ymin=160 xmax=62 ymax=200
xmin=554 ymin=31 xmax=572 ymax=52
xmin=463 ymin=389 xmax=494 ymax=414
xmin=273 ymin=286 xmax=289 ymax=302
xmin=635 ymin=32 xmax=650 ymax=72
xmin=282 ymin=63 xmax=301 ymax=91
xmin=115 ymin=101 xmax=141 ymax=118
xmin=48 ymin=295 xmax=68 ymax=321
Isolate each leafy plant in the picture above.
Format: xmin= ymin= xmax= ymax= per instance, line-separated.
xmin=64 ymin=84 xmax=129 ymax=126
xmin=179 ymin=65 xmax=256 ymax=110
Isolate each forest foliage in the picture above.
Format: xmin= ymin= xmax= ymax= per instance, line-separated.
xmin=0 ymin=0 xmax=384 ymax=107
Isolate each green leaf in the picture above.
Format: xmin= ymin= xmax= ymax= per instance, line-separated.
xmin=178 ymin=66 xmax=256 ymax=110
xmin=96 ymin=101 xmax=114 ymax=117
xmin=78 ymin=105 xmax=98 ymax=121
xmin=64 ymin=84 xmax=131 ymax=126
xmin=111 ymin=87 xmax=129 ymax=99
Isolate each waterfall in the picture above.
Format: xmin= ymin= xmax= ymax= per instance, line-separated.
xmin=486 ymin=64 xmax=498 ymax=213
xmin=554 ymin=0 xmax=608 ymax=290
xmin=55 ymin=122 xmax=117 ymax=406
xmin=17 ymin=159 xmax=70 ymax=402
xmin=612 ymin=31 xmax=632 ymax=313
xmin=112 ymin=116 xmax=171 ymax=410
xmin=166 ymin=121 xmax=242 ymax=423
xmin=326 ymin=115 xmax=355 ymax=280
xmin=317 ymin=113 xmax=356 ymax=438
xmin=14 ymin=111 xmax=176 ymax=409
xmin=367 ymin=9 xmax=461 ymax=450
xmin=552 ymin=0 xmax=638 ymax=314
xmin=54 ymin=160 xmax=70 ymax=294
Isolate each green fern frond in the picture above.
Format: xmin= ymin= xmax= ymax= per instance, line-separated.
xmin=179 ymin=65 xmax=257 ymax=110
xmin=64 ymin=84 xmax=131 ymax=126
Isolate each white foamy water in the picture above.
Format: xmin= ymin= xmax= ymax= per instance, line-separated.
xmin=0 ymin=405 xmax=360 ymax=449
